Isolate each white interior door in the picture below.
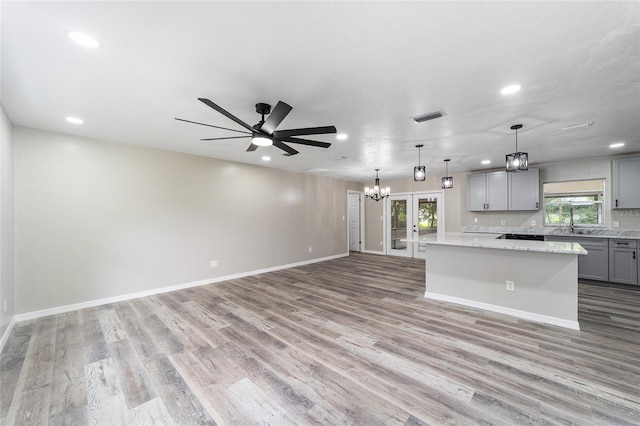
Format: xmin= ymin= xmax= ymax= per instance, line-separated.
xmin=348 ymin=193 xmax=361 ymax=252
xmin=387 ymin=191 xmax=444 ymax=259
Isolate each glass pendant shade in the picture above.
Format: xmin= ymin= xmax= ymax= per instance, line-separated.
xmin=441 ymin=176 xmax=453 ymax=189
xmin=505 ymin=152 xmax=529 ymax=172
xmin=505 ymin=124 xmax=528 ymax=172
xmin=413 ymin=144 xmax=426 ymax=181
xmin=441 ymin=158 xmax=453 ymax=189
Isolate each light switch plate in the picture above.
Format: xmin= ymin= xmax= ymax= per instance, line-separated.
xmin=613 ymin=221 xmax=620 ymax=228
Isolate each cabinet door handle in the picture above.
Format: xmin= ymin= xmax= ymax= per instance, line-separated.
xmin=616 ymin=199 xmax=618 ymax=207
xmin=634 ymin=251 xmax=636 ymax=260
xmin=535 ymin=202 xmax=539 ymax=209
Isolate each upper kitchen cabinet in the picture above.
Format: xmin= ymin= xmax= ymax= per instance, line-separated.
xmin=612 ymin=157 xmax=640 ymax=209
xmin=508 ymin=168 xmax=540 ymax=211
xmin=467 ymin=171 xmax=508 ymax=211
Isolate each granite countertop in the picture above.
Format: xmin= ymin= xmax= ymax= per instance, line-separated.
xmin=423 ymin=232 xmax=588 ymax=255
xmin=464 ymin=226 xmax=640 ymax=240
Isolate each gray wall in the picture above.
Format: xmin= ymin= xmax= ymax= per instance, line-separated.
xmin=1 ymin=106 xmax=15 ymax=338
xmin=14 ymin=127 xmax=360 ymax=314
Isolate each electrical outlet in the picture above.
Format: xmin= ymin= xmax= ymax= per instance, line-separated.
xmin=531 ymin=220 xmax=536 ymax=226
xmin=210 ymin=260 xmax=218 ymax=268
xmin=506 ymin=280 xmax=515 ymax=291
xmin=613 ymin=221 xmax=620 ymax=228
xmin=501 ymin=219 xmax=506 ymax=226
xmin=308 ymin=246 xmax=312 ymax=252
xmin=380 ymin=241 xmax=383 ymax=246
xmin=474 ymin=217 xmax=478 ymax=223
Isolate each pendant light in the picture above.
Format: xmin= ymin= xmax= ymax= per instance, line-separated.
xmin=505 ymin=124 xmax=528 ymax=172
xmin=364 ymin=169 xmax=390 ymax=201
xmin=441 ymin=159 xmax=453 ymax=189
xmin=413 ymin=144 xmax=426 ymax=181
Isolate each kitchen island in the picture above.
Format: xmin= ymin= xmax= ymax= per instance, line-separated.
xmin=423 ymin=233 xmax=587 ymax=330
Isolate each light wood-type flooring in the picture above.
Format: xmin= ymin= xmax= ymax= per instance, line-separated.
xmin=1 ymin=252 xmax=640 ymax=425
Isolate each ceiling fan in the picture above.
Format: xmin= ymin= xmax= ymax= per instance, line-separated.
xmin=176 ymin=98 xmax=336 ymax=156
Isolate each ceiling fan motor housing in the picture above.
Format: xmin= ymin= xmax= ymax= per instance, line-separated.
xmin=255 ymin=103 xmax=271 ymax=115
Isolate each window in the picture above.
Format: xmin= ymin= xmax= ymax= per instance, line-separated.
xmin=543 ymin=179 xmax=605 ymax=226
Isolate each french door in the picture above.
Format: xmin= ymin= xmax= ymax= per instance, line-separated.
xmin=387 ymin=191 xmax=443 ymax=259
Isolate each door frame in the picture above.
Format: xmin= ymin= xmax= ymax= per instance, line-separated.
xmin=347 ymin=190 xmax=365 ymax=253
xmin=386 ymin=190 xmax=445 ymax=258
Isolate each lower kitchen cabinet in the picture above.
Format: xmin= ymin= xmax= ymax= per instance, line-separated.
xmin=608 ymin=239 xmax=638 ymax=285
xmin=546 ymin=236 xmax=609 ymax=281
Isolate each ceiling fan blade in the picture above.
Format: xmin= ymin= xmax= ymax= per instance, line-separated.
xmin=273 ymin=126 xmax=337 ymax=139
xmin=246 ymin=143 xmax=259 ymax=152
xmin=198 ymin=98 xmax=256 ymax=133
xmin=273 ymin=140 xmax=299 ymax=156
xmin=279 ymin=137 xmax=332 ymax=149
xmin=260 ymin=101 xmax=292 ymax=135
xmin=175 ymin=118 xmax=252 ymax=135
xmin=200 ymin=136 xmax=251 ymax=141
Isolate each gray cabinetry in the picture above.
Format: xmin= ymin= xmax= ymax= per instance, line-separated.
xmin=546 ymin=236 xmax=609 ymax=281
xmin=612 ymin=157 xmax=640 ymax=209
xmin=608 ymin=239 xmax=638 ymax=285
xmin=467 ymin=171 xmax=508 ymax=211
xmin=508 ymin=168 xmax=540 ymax=211
xmin=467 ymin=173 xmax=487 ymax=211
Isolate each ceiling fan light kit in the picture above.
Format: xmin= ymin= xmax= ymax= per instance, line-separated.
xmin=365 ymin=169 xmax=390 ymax=202
xmin=505 ymin=124 xmax=529 ymax=172
xmin=413 ymin=144 xmax=426 ymax=181
xmin=176 ymin=98 xmax=336 ymax=156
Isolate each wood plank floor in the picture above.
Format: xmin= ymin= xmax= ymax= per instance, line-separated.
xmin=2 ymin=252 xmax=640 ymax=425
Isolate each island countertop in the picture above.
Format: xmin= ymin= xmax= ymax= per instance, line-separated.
xmin=422 ymin=232 xmax=587 ymax=255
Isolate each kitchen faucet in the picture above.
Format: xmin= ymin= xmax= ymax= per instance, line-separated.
xmin=570 ymin=207 xmax=574 ymax=234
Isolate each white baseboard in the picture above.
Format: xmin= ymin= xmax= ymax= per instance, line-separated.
xmin=0 ymin=316 xmax=16 ymax=353
xmin=425 ymin=292 xmax=580 ymax=330
xmin=14 ymin=253 xmax=348 ymax=323
xmin=361 ymin=250 xmax=386 ymax=255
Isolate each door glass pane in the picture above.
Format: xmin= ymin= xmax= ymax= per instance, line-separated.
xmin=417 ymin=198 xmax=437 ymax=252
xmin=391 ymin=199 xmax=407 ymax=250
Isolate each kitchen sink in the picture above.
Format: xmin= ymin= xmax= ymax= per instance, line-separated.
xmin=573 ymin=229 xmax=595 ymax=235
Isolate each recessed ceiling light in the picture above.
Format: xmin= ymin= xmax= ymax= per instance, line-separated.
xmin=481 ymin=160 xmax=491 ymax=165
xmin=609 ymin=142 xmax=625 ymax=149
xmin=500 ymin=84 xmax=521 ymax=95
xmin=336 ymin=133 xmax=348 ymax=140
xmin=65 ymin=116 xmax=84 ymax=125
xmin=261 ymin=156 xmax=271 ymax=161
xmin=67 ymin=30 xmax=101 ymax=49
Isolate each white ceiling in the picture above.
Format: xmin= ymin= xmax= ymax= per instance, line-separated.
xmin=2 ymin=1 xmax=639 ymax=183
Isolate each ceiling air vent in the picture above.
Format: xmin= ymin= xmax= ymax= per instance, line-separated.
xmin=412 ymin=110 xmax=445 ymax=123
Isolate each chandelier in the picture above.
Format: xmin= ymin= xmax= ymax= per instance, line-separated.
xmin=365 ymin=169 xmax=390 ymax=201
xmin=505 ymin=124 xmax=528 ymax=172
